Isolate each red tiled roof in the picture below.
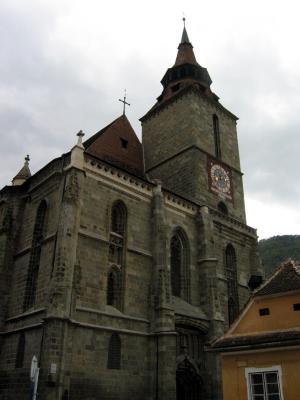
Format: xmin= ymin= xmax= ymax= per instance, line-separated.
xmin=84 ymin=115 xmax=144 ymax=177
xmin=254 ymin=259 xmax=300 ymax=297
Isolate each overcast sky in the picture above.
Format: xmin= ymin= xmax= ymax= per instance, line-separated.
xmin=1 ymin=0 xmax=300 ymax=239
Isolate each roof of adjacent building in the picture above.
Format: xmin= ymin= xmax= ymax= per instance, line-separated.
xmin=254 ymin=259 xmax=300 ymax=297
xmin=211 ymin=259 xmax=300 ymax=352
xmin=212 ymin=328 xmax=300 ymax=351
xmin=84 ymin=114 xmax=144 ymax=178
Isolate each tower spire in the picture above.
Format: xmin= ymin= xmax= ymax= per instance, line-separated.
xmin=174 ymin=18 xmax=197 ymax=66
xmin=181 ymin=16 xmax=190 ymax=44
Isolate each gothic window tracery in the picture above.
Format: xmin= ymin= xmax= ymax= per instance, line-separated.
xmin=225 ymin=244 xmax=239 ymax=324
xmin=107 ymin=333 xmax=121 ymax=369
xmin=109 ymin=201 xmax=126 ymax=265
xmin=24 ymin=200 xmax=47 ymax=311
xmin=107 ymin=201 xmax=127 ymax=310
xmin=176 ymin=327 xmax=205 ymax=367
xmin=170 ymin=229 xmax=189 ymax=300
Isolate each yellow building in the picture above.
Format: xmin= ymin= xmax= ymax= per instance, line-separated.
xmin=212 ymin=259 xmax=300 ymax=400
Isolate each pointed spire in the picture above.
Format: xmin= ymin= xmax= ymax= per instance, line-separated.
xmin=181 ymin=17 xmax=190 ymax=44
xmin=12 ymin=155 xmax=31 ymax=186
xmin=174 ymin=17 xmax=197 ymax=66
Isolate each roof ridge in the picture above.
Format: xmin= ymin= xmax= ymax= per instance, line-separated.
xmin=224 ymin=326 xmax=300 ymax=339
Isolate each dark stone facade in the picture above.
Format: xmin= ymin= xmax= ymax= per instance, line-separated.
xmin=0 ymin=27 xmax=262 ymax=400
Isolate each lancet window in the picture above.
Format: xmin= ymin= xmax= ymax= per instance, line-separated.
xmin=106 ymin=267 xmax=121 ymax=308
xmin=24 ymin=200 xmax=47 ymax=311
xmin=107 ymin=201 xmax=127 ymax=310
xmin=225 ymin=244 xmax=239 ymax=324
xmin=218 ymin=201 xmax=228 ymax=215
xmin=15 ymin=333 xmax=25 ymax=368
xmin=213 ymin=114 xmax=221 ymax=159
xmin=170 ymin=229 xmax=189 ymax=301
xmin=107 ymin=333 xmax=121 ymax=369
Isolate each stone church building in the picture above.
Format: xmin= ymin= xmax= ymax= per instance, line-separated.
xmin=0 ymin=24 xmax=262 ymax=400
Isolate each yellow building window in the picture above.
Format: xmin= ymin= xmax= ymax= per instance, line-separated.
xmin=245 ymin=366 xmax=283 ymax=400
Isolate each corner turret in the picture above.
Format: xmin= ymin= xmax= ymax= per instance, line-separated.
xmin=12 ymin=155 xmax=31 ymax=186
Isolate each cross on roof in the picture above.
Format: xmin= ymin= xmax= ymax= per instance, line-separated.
xmin=118 ymin=90 xmax=130 ymax=115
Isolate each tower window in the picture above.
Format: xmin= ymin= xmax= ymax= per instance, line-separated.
xmin=24 ymin=200 xmax=47 ymax=311
xmin=170 ymin=229 xmax=189 ymax=300
xmin=213 ymin=114 xmax=221 ymax=159
xmin=107 ymin=333 xmax=121 ymax=369
xmin=218 ymin=201 xmax=228 ymax=215
xmin=120 ymin=138 xmax=128 ymax=149
xmin=225 ymin=244 xmax=239 ymax=325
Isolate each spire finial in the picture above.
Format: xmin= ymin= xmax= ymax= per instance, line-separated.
xmin=118 ymin=89 xmax=130 ymax=115
xmin=180 ymin=14 xmax=190 ymax=44
xmin=76 ymin=129 xmax=85 ymax=146
xmin=25 ymin=155 xmax=30 ymax=164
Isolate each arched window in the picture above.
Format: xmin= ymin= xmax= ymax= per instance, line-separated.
xmin=170 ymin=229 xmax=189 ymax=300
xmin=109 ymin=201 xmax=127 ymax=265
xmin=213 ymin=114 xmax=221 ymax=159
xmin=111 ymin=201 xmax=126 ymax=235
xmin=225 ymin=244 xmax=239 ymax=324
xmin=106 ymin=267 xmax=121 ymax=308
xmin=107 ymin=333 xmax=121 ymax=369
xmin=24 ymin=200 xmax=47 ymax=310
xmin=218 ymin=201 xmax=228 ymax=215
xmin=15 ymin=333 xmax=25 ymax=368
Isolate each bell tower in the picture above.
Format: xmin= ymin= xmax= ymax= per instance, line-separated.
xmin=141 ymin=22 xmax=246 ymax=223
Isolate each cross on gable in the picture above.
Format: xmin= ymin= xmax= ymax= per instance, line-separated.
xmin=118 ymin=90 xmax=130 ymax=115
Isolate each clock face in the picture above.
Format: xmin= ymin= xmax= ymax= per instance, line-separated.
xmin=210 ymin=164 xmax=230 ymax=194
xmin=208 ymin=159 xmax=233 ymax=201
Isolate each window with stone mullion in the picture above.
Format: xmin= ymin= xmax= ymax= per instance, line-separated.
xmin=171 ymin=235 xmax=182 ymax=297
xmin=170 ymin=230 xmax=189 ymax=301
xmin=23 ymin=201 xmax=47 ymax=311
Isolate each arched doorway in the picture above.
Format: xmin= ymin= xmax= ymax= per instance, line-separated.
xmin=176 ymin=357 xmax=202 ymax=400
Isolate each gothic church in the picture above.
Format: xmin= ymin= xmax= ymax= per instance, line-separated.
xmin=0 ymin=24 xmax=262 ymax=400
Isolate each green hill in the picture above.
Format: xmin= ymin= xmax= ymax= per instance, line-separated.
xmin=258 ymin=235 xmax=300 ymax=277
